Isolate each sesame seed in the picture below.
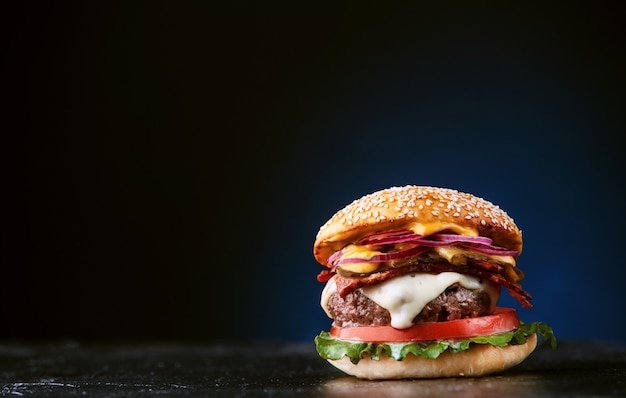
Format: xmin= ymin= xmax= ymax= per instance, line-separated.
xmin=315 ymin=185 xmax=519 ymax=241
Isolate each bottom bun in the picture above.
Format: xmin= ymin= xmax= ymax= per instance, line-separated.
xmin=327 ymin=333 xmax=537 ymax=379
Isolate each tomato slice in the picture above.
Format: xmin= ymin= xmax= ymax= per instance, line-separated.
xmin=329 ymin=307 xmax=520 ymax=342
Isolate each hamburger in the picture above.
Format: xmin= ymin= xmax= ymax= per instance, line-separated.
xmin=313 ymin=185 xmax=555 ymax=379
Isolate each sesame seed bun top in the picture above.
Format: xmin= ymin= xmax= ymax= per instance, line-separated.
xmin=313 ymin=185 xmax=522 ymax=266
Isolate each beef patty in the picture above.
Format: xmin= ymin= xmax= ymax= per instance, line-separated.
xmin=327 ymin=283 xmax=494 ymax=328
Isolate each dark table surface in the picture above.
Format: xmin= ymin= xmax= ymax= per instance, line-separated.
xmin=1 ymin=339 xmax=624 ymax=397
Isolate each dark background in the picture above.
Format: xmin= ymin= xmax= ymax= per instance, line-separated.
xmin=5 ymin=2 xmax=625 ymax=343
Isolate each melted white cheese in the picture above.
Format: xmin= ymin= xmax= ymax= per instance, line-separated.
xmin=320 ymin=277 xmax=337 ymax=318
xmin=361 ymin=272 xmax=499 ymax=329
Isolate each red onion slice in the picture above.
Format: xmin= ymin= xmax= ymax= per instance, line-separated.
xmin=411 ymin=239 xmax=455 ymax=247
xmin=360 ymin=234 xmax=424 ymax=246
xmin=460 ymin=242 xmax=518 ymax=257
xmin=327 ymin=250 xmax=343 ymax=266
xmin=431 ymin=233 xmax=493 ymax=245
xmin=433 ymin=233 xmax=518 ymax=256
xmin=357 ymin=229 xmax=420 ymax=245
xmin=327 ymin=231 xmax=517 ymax=268
xmin=335 ymin=246 xmax=430 ymax=265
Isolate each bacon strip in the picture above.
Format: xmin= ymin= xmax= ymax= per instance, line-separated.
xmin=316 ymin=268 xmax=334 ymax=283
xmin=453 ymin=264 xmax=533 ymax=308
xmin=471 ymin=259 xmax=503 ymax=273
xmin=326 ymin=260 xmax=533 ymax=309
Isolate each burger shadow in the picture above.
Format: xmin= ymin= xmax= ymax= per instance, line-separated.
xmin=320 ymin=371 xmax=544 ymax=398
xmin=319 ymin=341 xmax=626 ymax=398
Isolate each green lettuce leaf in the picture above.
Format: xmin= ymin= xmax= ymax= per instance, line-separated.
xmin=314 ymin=322 xmax=556 ymax=364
